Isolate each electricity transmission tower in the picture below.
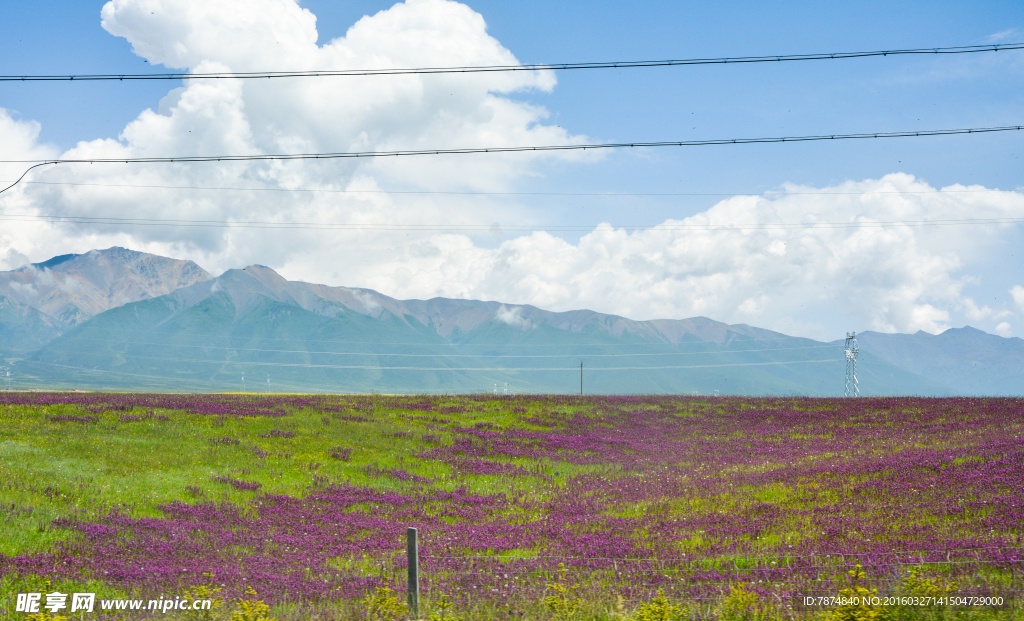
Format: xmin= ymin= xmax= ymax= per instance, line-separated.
xmin=844 ymin=332 xmax=859 ymax=397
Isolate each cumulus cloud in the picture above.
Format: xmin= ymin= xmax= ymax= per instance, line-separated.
xmin=1012 ymin=286 xmax=1024 ymax=314
xmin=352 ymin=290 xmax=383 ymax=316
xmin=94 ymin=0 xmax=570 ymax=192
xmin=0 ymin=110 xmax=62 ymax=270
xmin=1 ymin=0 xmax=582 ymax=252
xmin=359 ymin=175 xmax=1024 ymax=339
xmin=994 ymin=322 xmax=1012 ymax=338
xmin=0 ymin=0 xmax=591 ymax=271
xmin=0 ymin=246 xmax=32 ymax=273
xmin=962 ymin=297 xmax=1011 ymax=323
xmin=0 ymin=109 xmax=58 ymax=166
xmin=495 ymin=305 xmax=528 ymax=328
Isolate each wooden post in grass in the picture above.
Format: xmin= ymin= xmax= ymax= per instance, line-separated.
xmin=407 ymin=527 xmax=420 ymax=619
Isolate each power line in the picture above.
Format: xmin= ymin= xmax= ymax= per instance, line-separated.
xmin=21 ymin=360 xmax=318 ymax=392
xmin=6 ymin=179 xmax=1020 ymax=197
xmin=63 ymin=326 xmax=817 ymax=348
xmin=5 ymin=125 xmax=1021 ymax=166
xmin=49 ymin=352 xmax=845 ymax=371
xmin=55 ymin=336 xmax=840 ymax=357
xmin=2 ymin=43 xmax=1021 ymax=82
xmin=1 ymin=124 xmax=1021 ymax=196
xmin=1 ymin=212 xmax=1021 ymax=232
xmin=25 ymin=359 xmax=845 ymax=394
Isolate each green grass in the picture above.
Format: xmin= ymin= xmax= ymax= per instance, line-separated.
xmin=0 ymin=397 xmax=575 ymax=555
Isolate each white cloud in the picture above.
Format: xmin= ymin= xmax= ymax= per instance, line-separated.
xmin=0 ymin=110 xmax=60 ymax=271
xmin=0 ymin=109 xmax=58 ymax=167
xmin=355 ymin=175 xmax=1024 ymax=339
xmin=351 ymin=290 xmax=383 ymax=316
xmin=0 ymin=248 xmax=31 ymax=273
xmin=96 ymin=0 xmax=570 ymax=193
xmin=0 ymin=0 xmax=587 ymax=271
xmin=495 ymin=305 xmax=527 ymax=328
xmin=986 ymin=28 xmax=1022 ymax=43
xmin=994 ymin=322 xmax=1012 ymax=337
xmin=961 ymin=297 xmax=1011 ymax=322
xmin=2 ymin=0 xmax=583 ymax=234
xmin=1012 ymin=286 xmax=1024 ymax=314
xmin=0 ymin=110 xmax=61 ymax=264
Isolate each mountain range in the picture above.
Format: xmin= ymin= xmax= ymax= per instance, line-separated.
xmin=1 ymin=247 xmax=1020 ymax=395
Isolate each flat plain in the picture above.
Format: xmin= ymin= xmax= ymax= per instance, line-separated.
xmin=0 ymin=393 xmax=1022 ymax=620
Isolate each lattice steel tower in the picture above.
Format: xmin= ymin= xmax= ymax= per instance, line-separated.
xmin=844 ymin=332 xmax=859 ymax=397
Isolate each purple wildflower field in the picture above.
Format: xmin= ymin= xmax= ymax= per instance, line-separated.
xmin=0 ymin=393 xmax=1022 ymax=618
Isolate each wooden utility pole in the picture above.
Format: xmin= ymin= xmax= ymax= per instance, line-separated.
xmin=580 ymin=360 xmax=583 ymax=395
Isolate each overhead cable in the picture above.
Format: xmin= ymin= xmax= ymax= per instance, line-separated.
xmin=57 ymin=337 xmax=840 ymax=357
xmin=5 ymin=125 xmax=1021 ymax=165
xmin=2 ymin=124 xmax=1021 ymax=196
xmin=61 ymin=352 xmax=845 ymax=371
xmin=6 ymin=179 xmax=1019 ymax=196
xmin=2 ymin=43 xmax=1021 ymax=81
xmin=68 ymin=326 xmax=814 ymax=347
xmin=1 ymin=212 xmax=1021 ymax=232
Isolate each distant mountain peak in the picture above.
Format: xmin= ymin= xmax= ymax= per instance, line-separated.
xmin=0 ymin=247 xmax=213 ymax=328
xmin=20 ymin=247 xmax=171 ymax=273
xmin=30 ymin=253 xmax=81 ymax=271
xmin=240 ymin=265 xmax=287 ymax=282
xmin=943 ymin=325 xmax=987 ymax=335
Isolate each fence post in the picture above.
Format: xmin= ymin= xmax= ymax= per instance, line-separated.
xmin=407 ymin=527 xmax=420 ymax=619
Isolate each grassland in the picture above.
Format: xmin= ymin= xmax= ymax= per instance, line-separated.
xmin=0 ymin=393 xmax=1022 ymax=620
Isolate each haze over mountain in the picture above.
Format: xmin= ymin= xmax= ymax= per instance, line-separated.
xmin=1 ymin=248 xmax=1019 ymax=395
xmin=0 ymin=296 xmax=64 ymax=354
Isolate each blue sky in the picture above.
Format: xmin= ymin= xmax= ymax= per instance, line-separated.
xmin=1 ymin=0 xmax=1023 ymax=339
